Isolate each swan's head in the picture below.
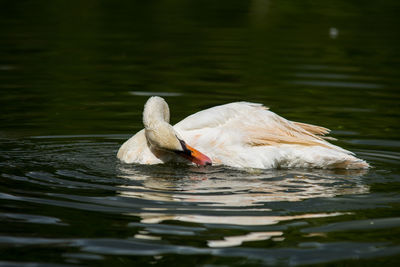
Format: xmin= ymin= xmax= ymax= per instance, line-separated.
xmin=143 ymin=96 xmax=212 ymax=166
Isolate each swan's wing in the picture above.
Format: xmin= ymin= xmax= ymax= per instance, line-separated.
xmin=174 ymin=102 xmax=348 ymax=153
xmin=174 ymin=102 xmax=267 ymax=131
xmin=245 ymin=112 xmax=333 ymax=147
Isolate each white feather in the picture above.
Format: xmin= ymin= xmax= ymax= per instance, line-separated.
xmin=118 ymin=98 xmax=369 ymax=169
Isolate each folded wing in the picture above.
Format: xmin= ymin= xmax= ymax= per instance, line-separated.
xmin=174 ymin=102 xmax=350 ymax=154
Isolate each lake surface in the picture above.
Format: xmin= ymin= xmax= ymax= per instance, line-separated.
xmin=1 ymin=0 xmax=400 ymax=266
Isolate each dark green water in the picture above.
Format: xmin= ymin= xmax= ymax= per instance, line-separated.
xmin=1 ymin=0 xmax=400 ymax=266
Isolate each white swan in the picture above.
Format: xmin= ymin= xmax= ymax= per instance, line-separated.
xmin=117 ymin=96 xmax=369 ymax=169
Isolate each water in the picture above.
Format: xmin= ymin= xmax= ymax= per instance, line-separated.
xmin=1 ymin=0 xmax=400 ymax=266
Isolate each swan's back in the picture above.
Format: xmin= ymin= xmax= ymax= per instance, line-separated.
xmin=173 ymin=102 xmax=369 ymax=169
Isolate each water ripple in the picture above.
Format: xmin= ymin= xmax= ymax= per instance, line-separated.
xmin=1 ymin=235 xmax=400 ymax=266
xmin=1 ymin=135 xmax=400 ymax=265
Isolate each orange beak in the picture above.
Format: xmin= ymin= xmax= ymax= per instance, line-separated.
xmin=176 ymin=140 xmax=212 ymax=166
xmin=184 ymin=143 xmax=212 ymax=166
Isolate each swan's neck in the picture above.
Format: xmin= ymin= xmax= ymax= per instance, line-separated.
xmin=143 ymin=96 xmax=170 ymax=129
xmin=142 ymin=96 xmax=182 ymax=152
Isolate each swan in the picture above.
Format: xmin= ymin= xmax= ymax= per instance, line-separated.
xmin=117 ymin=96 xmax=369 ymax=169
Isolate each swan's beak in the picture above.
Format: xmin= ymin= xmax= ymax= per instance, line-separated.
xmin=184 ymin=143 xmax=212 ymax=166
xmin=177 ymin=140 xmax=212 ymax=166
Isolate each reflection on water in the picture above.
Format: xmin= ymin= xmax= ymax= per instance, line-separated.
xmin=137 ymin=212 xmax=348 ymax=227
xmin=116 ymin=165 xmax=369 ymax=247
xmin=118 ymin=166 xmax=368 ymax=229
xmin=119 ymin=166 xmax=369 ymax=204
xmin=207 ymin=231 xmax=284 ymax=248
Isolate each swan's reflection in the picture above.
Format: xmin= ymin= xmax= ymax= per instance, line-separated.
xmin=117 ymin=165 xmax=368 ymax=247
xmin=119 ymin=165 xmax=369 ymax=200
xmin=115 ymin=166 xmax=369 ymax=225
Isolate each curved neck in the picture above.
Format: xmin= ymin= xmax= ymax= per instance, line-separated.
xmin=143 ymin=96 xmax=170 ymax=129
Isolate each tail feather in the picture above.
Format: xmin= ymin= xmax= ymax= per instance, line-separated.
xmin=330 ymin=159 xmax=370 ymax=169
xmin=293 ymin=122 xmax=331 ymax=137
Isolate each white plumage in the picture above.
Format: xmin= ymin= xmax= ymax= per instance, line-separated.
xmin=117 ymin=96 xmax=369 ymax=169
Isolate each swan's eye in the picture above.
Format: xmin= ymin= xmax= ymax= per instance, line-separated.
xmin=177 ymin=139 xmax=192 ymax=156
